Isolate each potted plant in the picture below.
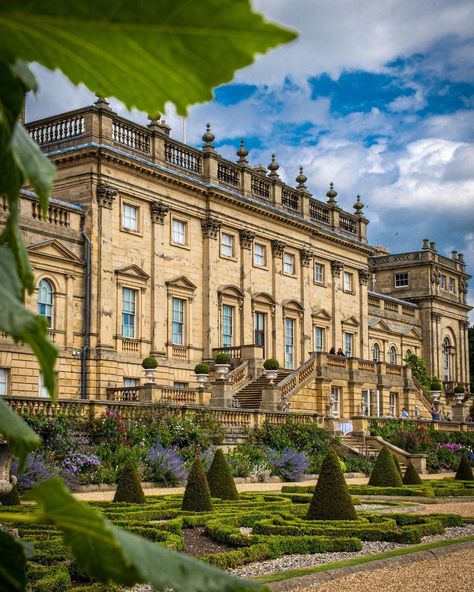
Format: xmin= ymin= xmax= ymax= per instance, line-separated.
xmin=430 ymin=377 xmax=443 ymax=403
xmin=214 ymin=352 xmax=232 ymax=380
xmin=263 ymin=358 xmax=279 ymax=384
xmin=453 ymin=384 xmax=465 ymax=403
xmin=194 ymin=363 xmax=210 ymax=385
xmin=142 ymin=356 xmax=158 ymax=383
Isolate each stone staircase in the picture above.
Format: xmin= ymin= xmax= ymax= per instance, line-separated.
xmin=234 ymin=369 xmax=291 ymax=409
xmin=341 ymin=434 xmax=408 ymax=472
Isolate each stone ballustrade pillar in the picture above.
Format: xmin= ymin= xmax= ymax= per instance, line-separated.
xmin=202 ymin=146 xmax=219 ymax=184
xmin=272 ymin=181 xmax=282 ymax=208
xmin=89 ymin=99 xmax=114 ymax=145
xmin=147 ymin=119 xmax=168 ymax=164
xmin=330 ymin=206 xmax=341 ymax=231
xmin=240 ymin=166 xmax=252 ymax=197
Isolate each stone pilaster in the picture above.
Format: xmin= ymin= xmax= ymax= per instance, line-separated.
xmin=202 ymin=217 xmax=221 ymax=358
xmin=240 ymin=230 xmax=255 ymax=345
xmin=358 ymin=268 xmax=370 ymax=360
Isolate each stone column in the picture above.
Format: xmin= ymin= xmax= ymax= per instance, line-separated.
xmin=240 ymin=230 xmax=255 ymax=346
xmin=358 ymin=268 xmax=370 ymax=360
xmin=202 ymin=217 xmax=222 ymax=359
xmin=272 ymin=240 xmax=286 ymax=364
xmin=300 ymin=248 xmax=314 ymax=360
xmin=431 ymin=312 xmax=441 ymax=378
xmin=331 ymin=261 xmax=343 ymax=350
xmin=150 ymin=201 xmax=169 ymax=356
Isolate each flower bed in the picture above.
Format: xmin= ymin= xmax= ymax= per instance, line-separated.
xmin=1 ymin=491 xmax=467 ymax=591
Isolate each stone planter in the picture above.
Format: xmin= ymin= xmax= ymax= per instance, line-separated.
xmin=430 ymin=390 xmax=441 ymax=404
xmin=195 ymin=373 xmax=209 ymax=385
xmin=264 ymin=369 xmax=278 ymax=384
xmin=0 ymin=441 xmax=14 ymax=495
xmin=144 ymin=368 xmax=156 ymax=384
xmin=214 ymin=363 xmax=230 ymax=380
xmin=454 ymin=392 xmax=465 ymax=403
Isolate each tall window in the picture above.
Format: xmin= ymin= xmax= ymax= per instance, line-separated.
xmin=314 ymin=262 xmax=324 ymax=284
xmin=0 ymin=368 xmax=7 ymax=396
xmin=171 ymin=219 xmax=187 ymax=245
xmin=283 ymin=253 xmax=295 ymax=275
xmin=448 ymin=278 xmax=456 ymax=293
xmin=361 ymin=389 xmax=370 ymax=416
xmin=37 ymin=279 xmax=54 ymax=327
xmin=222 ymin=304 xmax=234 ymax=347
xmin=372 ymin=342 xmax=380 ymax=362
xmin=121 ymin=288 xmax=136 ymax=338
xmin=343 ymin=272 xmax=353 ymax=292
xmin=122 ymin=204 xmax=138 ymax=231
xmin=443 ymin=337 xmax=450 ymax=381
xmin=254 ymin=312 xmax=266 ymax=350
xmin=394 ymin=273 xmax=409 ymax=288
xmin=172 ymin=298 xmax=185 ymax=345
xmin=389 ymin=392 xmax=398 ymax=417
xmin=220 ymin=233 xmax=234 ymax=257
xmin=285 ymin=318 xmax=295 ymax=369
xmin=331 ymin=386 xmax=340 ymax=418
xmin=254 ymin=243 xmax=266 ymax=266
xmin=439 ymin=275 xmax=446 ymax=289
xmin=389 ymin=346 xmax=397 ymax=365
xmin=314 ymin=327 xmax=325 ymax=352
xmin=38 ymin=372 xmax=49 ymax=398
xmin=344 ymin=332 xmax=353 ymax=357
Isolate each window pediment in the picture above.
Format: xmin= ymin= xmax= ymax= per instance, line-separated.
xmin=341 ymin=315 xmax=360 ymax=327
xmin=311 ymin=307 xmax=332 ymax=321
xmin=166 ymin=275 xmax=197 ymax=291
xmin=28 ymin=239 xmax=81 ymax=263
xmin=115 ymin=264 xmax=150 ymax=281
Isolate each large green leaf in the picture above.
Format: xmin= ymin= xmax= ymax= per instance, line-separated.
xmin=0 ymin=530 xmax=28 ymax=592
xmin=0 ymin=246 xmax=57 ymax=397
xmin=0 ymin=400 xmax=40 ymax=469
xmin=26 ymin=478 xmax=264 ymax=592
xmin=0 ymin=0 xmax=296 ymax=114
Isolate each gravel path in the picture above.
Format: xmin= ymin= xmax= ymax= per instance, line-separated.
xmin=230 ymin=524 xmax=474 ymax=578
xmin=416 ymin=500 xmax=474 ymax=517
xmin=295 ymin=548 xmax=474 ymax=592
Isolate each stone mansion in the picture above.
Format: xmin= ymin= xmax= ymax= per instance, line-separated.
xmin=0 ymin=99 xmax=471 ymax=421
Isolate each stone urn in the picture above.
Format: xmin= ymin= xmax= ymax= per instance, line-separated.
xmin=214 ymin=364 xmax=230 ymax=380
xmin=195 ymin=373 xmax=209 ymax=385
xmin=0 ymin=441 xmax=14 ymax=496
xmin=264 ymin=369 xmax=278 ymax=385
xmin=430 ymin=390 xmax=441 ymax=403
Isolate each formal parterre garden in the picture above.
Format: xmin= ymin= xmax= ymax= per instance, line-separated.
xmin=1 ymin=442 xmax=474 ymax=591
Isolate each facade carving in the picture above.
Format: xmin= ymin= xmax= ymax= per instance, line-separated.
xmin=0 ymin=104 xmax=470 ymax=421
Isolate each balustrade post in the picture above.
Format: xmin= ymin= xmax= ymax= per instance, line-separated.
xmin=202 ymin=147 xmax=219 ymax=184
xmin=147 ymin=120 xmax=168 ymax=164
xmin=209 ymin=382 xmax=234 ymax=408
xmin=240 ymin=167 xmax=252 ymax=197
xmin=272 ymin=181 xmax=282 ymax=208
xmin=91 ymin=101 xmax=114 ymax=144
xmin=330 ymin=206 xmax=340 ymax=230
xmin=261 ymin=386 xmax=281 ymax=411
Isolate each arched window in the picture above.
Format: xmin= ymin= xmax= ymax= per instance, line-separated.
xmin=389 ymin=346 xmax=397 ymax=365
xmin=37 ymin=279 xmax=54 ymax=327
xmin=372 ymin=343 xmax=380 ymax=362
xmin=405 ymin=349 xmax=412 ymax=357
xmin=443 ymin=337 xmax=451 ymax=381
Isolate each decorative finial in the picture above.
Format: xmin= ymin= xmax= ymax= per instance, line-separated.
xmin=236 ymin=139 xmax=249 ymax=164
xmin=94 ymin=94 xmax=111 ymax=110
xmin=267 ymin=153 xmax=280 ymax=177
xmin=202 ymin=123 xmax=215 ymax=147
xmin=326 ymin=182 xmax=337 ymax=204
xmin=353 ymin=194 xmax=364 ymax=215
xmin=295 ymin=166 xmax=307 ymax=190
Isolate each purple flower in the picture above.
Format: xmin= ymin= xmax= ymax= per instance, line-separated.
xmin=62 ymin=452 xmax=100 ymax=475
xmin=266 ymin=448 xmax=310 ymax=482
xmin=11 ymin=454 xmax=56 ymax=491
xmin=147 ymin=440 xmax=188 ymax=485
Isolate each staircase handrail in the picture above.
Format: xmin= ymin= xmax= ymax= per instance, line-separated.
xmin=276 ymin=352 xmax=318 ymax=402
xmin=226 ymin=360 xmax=251 ymax=390
xmin=412 ymin=376 xmax=434 ymax=411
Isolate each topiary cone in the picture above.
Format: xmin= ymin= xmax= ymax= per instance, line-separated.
xmin=368 ymin=445 xmax=403 ymax=487
xmin=0 ymin=483 xmax=21 ymax=506
xmin=392 ymin=454 xmax=403 ymax=478
xmin=307 ymin=450 xmax=357 ymax=521
xmin=455 ymin=452 xmax=474 ymax=481
xmin=113 ymin=460 xmax=146 ymax=504
xmin=403 ymin=461 xmax=422 ymax=485
xmin=182 ymin=456 xmax=213 ymax=512
xmin=206 ymin=449 xmax=239 ymax=500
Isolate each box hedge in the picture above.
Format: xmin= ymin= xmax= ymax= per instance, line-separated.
xmin=368 ymin=445 xmax=404 ymax=487
xmin=206 ymin=449 xmax=239 ymax=500
xmin=182 ymin=456 xmax=213 ymax=512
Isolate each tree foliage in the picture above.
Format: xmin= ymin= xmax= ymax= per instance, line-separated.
xmin=404 ymin=353 xmax=431 ymax=394
xmin=0 ymin=1 xmax=295 ymax=590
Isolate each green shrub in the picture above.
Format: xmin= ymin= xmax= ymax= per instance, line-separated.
xmin=194 ymin=363 xmax=209 ymax=374
xmin=430 ymin=377 xmax=443 ymax=391
xmin=403 ymin=461 xmax=422 ymax=485
xmin=113 ymin=460 xmax=146 ymax=504
xmin=182 ymin=457 xmax=213 ymax=512
xmin=31 ymin=565 xmax=70 ymax=592
xmin=392 ymin=454 xmax=403 ymax=478
xmin=307 ymin=450 xmax=357 ymax=520
xmin=263 ymin=358 xmax=279 ymax=370
xmin=368 ymin=446 xmax=403 ymax=487
xmin=141 ymin=356 xmax=158 ymax=369
xmin=207 ymin=449 xmax=239 ymax=500
xmin=214 ymin=352 xmax=232 ymax=364
xmin=454 ymin=384 xmax=465 ymax=394
xmin=455 ymin=452 xmax=474 ymax=480
xmin=0 ymin=483 xmax=21 ymax=505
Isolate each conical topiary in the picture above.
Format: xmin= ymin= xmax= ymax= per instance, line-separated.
xmin=392 ymin=454 xmax=403 ymax=478
xmin=0 ymin=484 xmax=21 ymax=506
xmin=403 ymin=461 xmax=422 ymax=485
xmin=182 ymin=457 xmax=213 ymax=512
xmin=307 ymin=450 xmax=357 ymax=521
xmin=455 ymin=452 xmax=474 ymax=480
xmin=113 ymin=460 xmax=146 ymax=504
xmin=206 ymin=449 xmax=239 ymax=500
xmin=368 ymin=445 xmax=403 ymax=487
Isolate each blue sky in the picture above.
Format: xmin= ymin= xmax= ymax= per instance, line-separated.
xmin=27 ymin=0 xmax=474 ymax=317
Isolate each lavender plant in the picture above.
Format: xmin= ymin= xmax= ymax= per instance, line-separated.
xmin=11 ymin=453 xmax=56 ymax=491
xmin=147 ymin=440 xmax=188 ymax=486
xmin=267 ymin=447 xmax=311 ymax=482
